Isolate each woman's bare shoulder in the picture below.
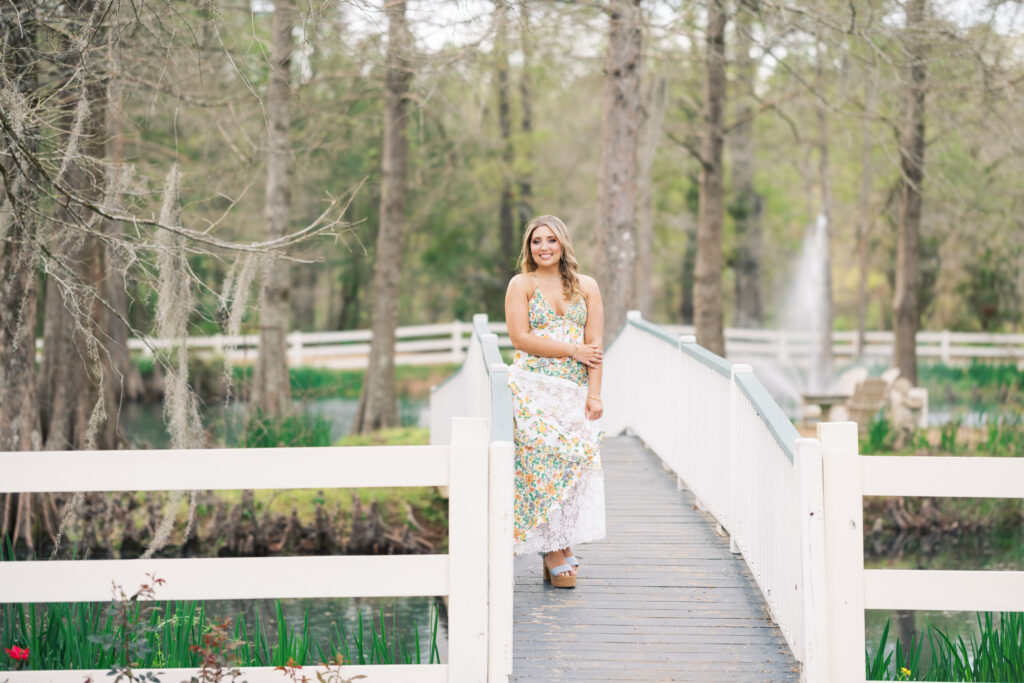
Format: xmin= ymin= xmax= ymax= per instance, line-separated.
xmin=578 ymin=273 xmax=601 ymax=295
xmin=507 ymin=272 xmax=534 ymax=294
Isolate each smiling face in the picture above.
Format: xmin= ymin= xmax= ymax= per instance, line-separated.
xmin=529 ymin=225 xmax=563 ymax=269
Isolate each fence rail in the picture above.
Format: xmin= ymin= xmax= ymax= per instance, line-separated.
xmin=818 ymin=421 xmax=1024 ymax=682
xmin=0 ymin=417 xmax=514 ymax=682
xmin=34 ymin=322 xmax=1024 ymax=370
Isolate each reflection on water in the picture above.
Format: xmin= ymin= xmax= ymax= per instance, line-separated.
xmin=865 ymin=529 xmax=1024 ymax=673
xmin=206 ymin=596 xmax=448 ymax=664
xmin=121 ymin=398 xmax=429 ymax=449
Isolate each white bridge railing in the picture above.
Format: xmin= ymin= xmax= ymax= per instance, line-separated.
xmin=0 ymin=416 xmax=515 ymax=682
xmin=36 ymin=322 xmax=1024 ymax=370
xmin=601 ymin=311 xmax=1024 ymax=683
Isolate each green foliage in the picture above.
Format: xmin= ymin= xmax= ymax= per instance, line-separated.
xmin=335 ymin=427 xmax=429 ymax=447
xmin=862 ymin=413 xmax=892 ymax=455
xmin=0 ymin=552 xmax=442 ymax=672
xmin=867 ymin=613 xmax=1024 ymax=681
xmin=939 ymin=417 xmax=962 ymax=454
xmin=0 ymin=597 xmax=440 ymax=670
xmin=918 ymin=361 xmax=1024 ymax=411
xmin=235 ymin=411 xmax=333 ymax=448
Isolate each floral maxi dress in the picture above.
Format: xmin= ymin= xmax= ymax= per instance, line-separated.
xmin=509 ymin=285 xmax=606 ymax=554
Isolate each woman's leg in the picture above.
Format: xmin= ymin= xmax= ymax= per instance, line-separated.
xmin=561 ymin=547 xmax=578 ymax=575
xmin=544 ymin=550 xmax=572 ymax=576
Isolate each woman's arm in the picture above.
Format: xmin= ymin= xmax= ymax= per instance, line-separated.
xmin=582 ymin=276 xmax=604 ymax=420
xmin=505 ymin=275 xmax=577 ymax=359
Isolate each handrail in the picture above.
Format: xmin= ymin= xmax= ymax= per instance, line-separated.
xmin=475 ymin=314 xmax=514 ymax=442
xmin=733 ymin=370 xmax=800 ymax=462
xmin=628 ymin=316 xmax=795 ymax=459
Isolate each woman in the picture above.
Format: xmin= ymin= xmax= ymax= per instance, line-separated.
xmin=504 ymin=215 xmax=606 ymax=589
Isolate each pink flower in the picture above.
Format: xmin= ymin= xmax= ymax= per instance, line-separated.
xmin=5 ymin=645 xmax=29 ymax=661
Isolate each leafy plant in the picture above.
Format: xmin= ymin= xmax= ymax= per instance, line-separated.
xmin=235 ymin=411 xmax=333 ymax=448
xmin=867 ymin=612 xmax=1024 ymax=681
xmin=863 ymin=414 xmax=892 ymax=454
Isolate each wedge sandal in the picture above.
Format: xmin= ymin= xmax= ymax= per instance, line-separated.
xmin=542 ymin=560 xmax=576 ymax=588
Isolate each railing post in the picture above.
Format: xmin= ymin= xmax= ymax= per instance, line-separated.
xmin=940 ymin=328 xmax=951 ymax=364
xmin=488 ymin=439 xmax=514 ymax=682
xmin=449 ymin=417 xmax=490 ymax=681
xmin=489 ymin=363 xmax=512 ymax=442
xmin=288 ymin=331 xmax=303 ymax=367
xmin=819 ymin=421 xmax=863 ymax=683
xmin=795 ymin=437 xmax=828 ymax=682
xmin=451 ymin=320 xmax=464 ymax=363
xmin=728 ymin=364 xmax=753 ymax=554
xmin=678 ymin=334 xmax=696 ymax=492
xmin=626 ymin=311 xmax=642 ymax=430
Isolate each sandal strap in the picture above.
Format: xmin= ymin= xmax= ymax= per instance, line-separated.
xmin=548 ymin=562 xmax=572 ymax=576
xmin=564 ymin=555 xmax=580 ymax=567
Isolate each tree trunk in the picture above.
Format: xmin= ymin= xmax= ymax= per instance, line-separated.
xmin=812 ymin=36 xmax=835 ymax=392
xmin=290 ymin=265 xmax=317 ymax=332
xmin=0 ymin=0 xmax=41 ymax=548
xmin=254 ymin=0 xmax=295 ymax=418
xmin=105 ymin=45 xmax=143 ymax=403
xmin=635 ymin=75 xmax=666 ymax=319
xmin=517 ymin=0 xmax=534 ymax=223
xmin=893 ymin=0 xmax=927 ymax=386
xmin=856 ymin=80 xmax=876 ymax=360
xmin=680 ymin=216 xmax=697 ymax=325
xmin=39 ymin=72 xmax=116 ymax=451
xmin=695 ymin=0 xmax=727 ymax=356
xmin=494 ymin=0 xmax=516 ymax=279
xmin=355 ymin=1 xmax=411 ymax=433
xmin=596 ymin=0 xmax=642 ymax=339
xmin=728 ymin=7 xmax=763 ymax=329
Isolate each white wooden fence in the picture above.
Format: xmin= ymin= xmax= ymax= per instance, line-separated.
xmin=661 ymin=326 xmax=1024 ymax=365
xmin=815 ymin=421 xmax=1024 ymax=683
xmin=0 ymin=416 xmax=515 ymax=682
xmin=35 ymin=322 xmax=1024 ymax=370
xmin=601 ymin=311 xmax=1024 ymax=683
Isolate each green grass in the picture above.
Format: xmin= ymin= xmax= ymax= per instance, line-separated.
xmin=918 ymin=361 xmax=1024 ymax=411
xmin=232 ymin=411 xmax=334 ymax=448
xmin=0 ymin=540 xmax=443 ymax=673
xmin=228 ymin=364 xmax=459 ymax=401
xmin=868 ymin=612 xmax=1024 ymax=681
xmin=335 ymin=426 xmax=430 ymax=447
xmin=0 ymin=598 xmax=441 ymax=670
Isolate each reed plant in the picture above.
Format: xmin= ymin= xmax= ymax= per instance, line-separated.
xmin=0 ymin=597 xmax=441 ymax=671
xmin=0 ymin=555 xmax=442 ymax=673
xmin=867 ymin=612 xmax=1024 ymax=681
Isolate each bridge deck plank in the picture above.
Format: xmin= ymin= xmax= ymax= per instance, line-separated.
xmin=513 ymin=435 xmax=800 ymax=681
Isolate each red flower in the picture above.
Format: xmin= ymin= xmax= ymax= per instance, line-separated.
xmin=5 ymin=645 xmax=29 ymax=661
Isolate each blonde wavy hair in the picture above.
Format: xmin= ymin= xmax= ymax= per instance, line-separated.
xmin=518 ymin=215 xmax=582 ymax=302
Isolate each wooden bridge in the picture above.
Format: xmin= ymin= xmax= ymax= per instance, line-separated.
xmin=511 ymin=436 xmax=799 ymax=681
xmin=5 ymin=313 xmax=1024 ymax=682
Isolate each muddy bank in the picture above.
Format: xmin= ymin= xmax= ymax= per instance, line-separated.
xmin=4 ymin=489 xmax=447 ymax=562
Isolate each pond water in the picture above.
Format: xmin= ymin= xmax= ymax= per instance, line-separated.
xmin=864 ymin=526 xmax=1024 ymax=675
xmin=104 ymin=398 xmax=439 ymax=662
xmin=119 ymin=397 xmax=429 ymax=449
xmin=207 ymin=595 xmax=449 ymax=664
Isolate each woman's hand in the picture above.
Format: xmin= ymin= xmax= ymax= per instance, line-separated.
xmin=585 ymin=396 xmax=603 ymax=420
xmin=574 ymin=343 xmax=603 ymax=368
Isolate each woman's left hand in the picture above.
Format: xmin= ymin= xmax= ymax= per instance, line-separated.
xmin=585 ymin=397 xmax=603 ymax=421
